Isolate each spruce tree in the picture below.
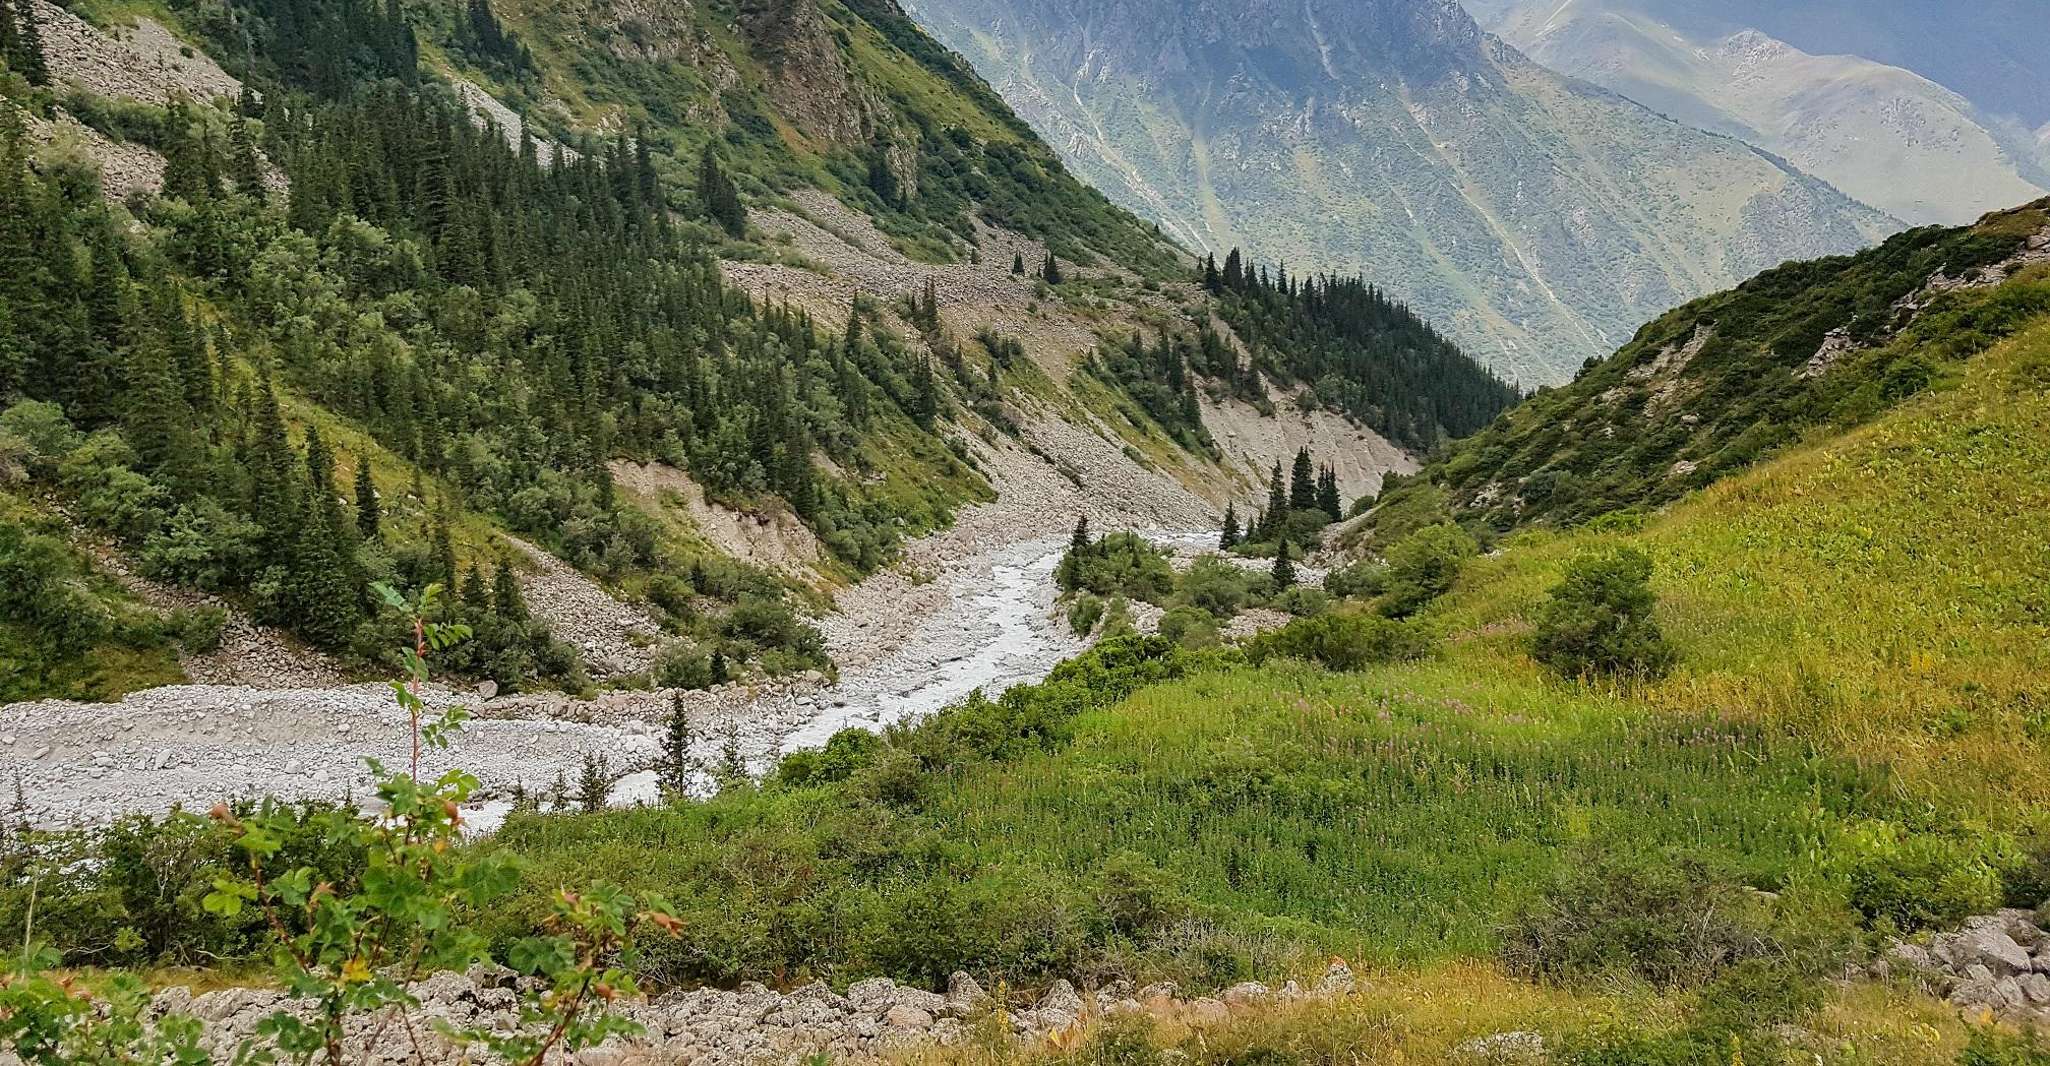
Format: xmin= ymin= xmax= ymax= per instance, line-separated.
xmin=1011 ymin=251 xmax=1024 ymax=275
xmin=1317 ymin=466 xmax=1342 ymax=519
xmin=354 ymin=456 xmax=380 ymax=539
xmin=1070 ymin=514 xmax=1091 ymax=552
xmin=697 ymin=146 xmax=744 ymax=239
xmin=1262 ymin=462 xmax=1287 ymax=539
xmin=229 ymin=115 xmax=265 ymax=196
xmin=1040 ymin=252 xmax=1062 ymax=285
xmin=576 ymin=753 xmax=609 ymax=813
xmin=1220 ymin=504 xmax=1239 ymax=550
xmin=0 ymin=2 xmax=18 ymax=84
xmin=657 ymin=692 xmax=695 ymax=800
xmin=491 ymin=561 xmax=529 ymax=622
xmin=6 ymin=0 xmax=47 ymax=87
xmin=1289 ymin=447 xmax=1316 ymax=511
xmin=1271 ymin=539 xmax=1295 ymax=590
xmin=911 ymin=356 xmax=937 ymax=428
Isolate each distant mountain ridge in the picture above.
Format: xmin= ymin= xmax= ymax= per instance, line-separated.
xmin=1469 ymin=0 xmax=2050 ymax=226
xmin=902 ymin=0 xmax=1898 ymax=384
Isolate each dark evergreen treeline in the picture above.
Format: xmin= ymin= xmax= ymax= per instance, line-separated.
xmin=1083 ymin=331 xmax=1213 ymax=453
xmin=0 ymin=0 xmax=978 ymax=684
xmin=0 ymin=0 xmax=49 ymax=87
xmin=1201 ymin=249 xmax=1521 ymax=453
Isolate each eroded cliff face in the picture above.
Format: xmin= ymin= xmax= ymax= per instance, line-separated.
xmin=906 ymin=0 xmax=1898 ymax=383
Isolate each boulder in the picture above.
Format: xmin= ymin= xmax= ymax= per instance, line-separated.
xmin=1958 ymin=925 xmax=2035 ymax=976
xmin=945 ymin=972 xmax=988 ymax=1012
xmin=846 ymin=977 xmax=901 ymax=1012
xmin=1221 ymin=981 xmax=1270 ymax=1007
xmin=1184 ymin=997 xmax=1230 ymax=1027
xmin=1037 ymin=979 xmax=1084 ymax=1017
xmin=1318 ymin=958 xmax=1356 ymax=995
xmin=884 ymin=1004 xmax=935 ymax=1031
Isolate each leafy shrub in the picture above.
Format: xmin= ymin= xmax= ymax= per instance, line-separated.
xmin=1322 ymin=559 xmax=1387 ymax=600
xmin=1069 ymin=593 xmax=1105 ymax=636
xmin=1175 ymin=555 xmax=1255 ymax=619
xmin=167 ymin=605 xmax=228 ymax=655
xmin=1057 ymin=531 xmax=1177 ymax=604
xmin=1157 ymin=604 xmax=1219 ymax=649
xmin=1245 ymin=612 xmax=1432 ymax=672
xmin=1376 ymin=523 xmax=1477 ymax=618
xmin=777 ymin=728 xmax=883 ymax=787
xmin=1960 ymin=1028 xmax=2050 ymax=1066
xmin=1270 ymin=586 xmax=1330 ymax=618
xmin=1501 ymin=853 xmax=1782 ymax=989
xmin=1837 ymin=822 xmax=2008 ymax=934
xmin=654 ymin=641 xmax=718 ymax=689
xmin=1530 ymin=547 xmax=1676 ymax=679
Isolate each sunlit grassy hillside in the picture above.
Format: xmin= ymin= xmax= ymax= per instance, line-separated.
xmin=490 ymin=313 xmax=2050 ymax=1015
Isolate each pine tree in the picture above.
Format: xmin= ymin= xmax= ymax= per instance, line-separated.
xmin=1271 ymin=539 xmax=1295 ymax=589
xmin=1070 ymin=514 xmax=1091 ymax=552
xmin=354 ymin=456 xmax=380 ymax=539
xmin=576 ymin=752 xmax=609 ymax=813
xmin=1011 ymin=251 xmax=1024 ymax=275
xmin=697 ymin=146 xmax=744 ymax=239
xmin=4 ymin=0 xmax=48 ymax=87
xmin=1219 ymin=504 xmax=1239 ymax=550
xmin=491 ymin=561 xmax=528 ymax=622
xmin=1289 ymin=447 xmax=1316 ymax=511
xmin=657 ymin=692 xmax=695 ymax=800
xmin=229 ymin=115 xmax=266 ymax=196
xmin=1041 ymin=252 xmax=1063 ymax=285
xmin=1262 ymin=462 xmax=1286 ymax=539
xmin=1317 ymin=466 xmax=1342 ymax=519
xmin=709 ymin=648 xmax=728 ymax=685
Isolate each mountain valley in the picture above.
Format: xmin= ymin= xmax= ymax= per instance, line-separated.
xmin=3 ymin=0 xmax=2050 ymax=1063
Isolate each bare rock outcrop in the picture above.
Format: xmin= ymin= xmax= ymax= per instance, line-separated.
xmin=1875 ymin=908 xmax=2050 ymax=1027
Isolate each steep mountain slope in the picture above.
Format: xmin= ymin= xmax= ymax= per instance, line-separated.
xmin=1468 ymin=0 xmax=2050 ymax=135
xmin=1356 ymin=198 xmax=2050 ymax=541
xmin=1 ymin=0 xmax=1494 ymax=702
xmin=900 ymin=0 xmax=1898 ymax=384
xmin=1471 ymin=0 xmax=2048 ymax=226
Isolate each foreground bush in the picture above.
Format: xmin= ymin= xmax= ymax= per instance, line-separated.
xmin=1530 ymin=546 xmax=1676 ymax=679
xmin=1375 ymin=523 xmax=1477 ymax=618
xmin=1500 ymin=853 xmax=1782 ymax=989
xmin=1244 ymin=612 xmax=1432 ymax=671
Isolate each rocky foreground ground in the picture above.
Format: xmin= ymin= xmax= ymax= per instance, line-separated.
xmin=119 ymin=964 xmax=1364 ymax=1066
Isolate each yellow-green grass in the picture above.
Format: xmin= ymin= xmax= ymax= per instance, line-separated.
xmin=1424 ymin=315 xmax=2050 ymax=816
xmin=916 ymin=659 xmax=1875 ymax=966
xmin=892 ymin=962 xmax=1976 ymax=1066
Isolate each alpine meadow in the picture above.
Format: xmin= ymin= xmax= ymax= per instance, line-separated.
xmin=2 ymin=0 xmax=2049 ymax=1064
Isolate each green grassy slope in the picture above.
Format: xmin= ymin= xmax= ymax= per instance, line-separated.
xmin=487 ymin=304 xmax=2050 ymax=1004
xmin=1367 ymin=199 xmax=2050 ymax=538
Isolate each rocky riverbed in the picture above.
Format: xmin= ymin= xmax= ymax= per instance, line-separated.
xmin=0 ymin=519 xmax=1262 ymax=830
